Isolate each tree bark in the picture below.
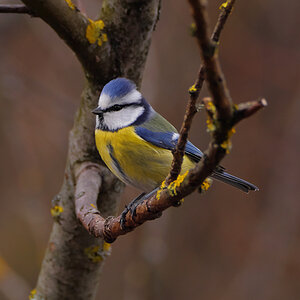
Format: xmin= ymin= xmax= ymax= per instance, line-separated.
xmin=34 ymin=82 xmax=123 ymax=299
xmin=18 ymin=0 xmax=161 ymax=298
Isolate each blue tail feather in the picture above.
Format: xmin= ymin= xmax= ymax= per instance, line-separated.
xmin=211 ymin=171 xmax=258 ymax=193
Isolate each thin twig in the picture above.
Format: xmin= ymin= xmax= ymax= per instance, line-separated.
xmin=233 ymin=98 xmax=268 ymax=123
xmin=0 ymin=4 xmax=33 ymax=15
xmin=189 ymin=0 xmax=233 ymax=122
xmin=167 ymin=0 xmax=236 ymax=183
xmin=212 ymin=0 xmax=236 ymax=42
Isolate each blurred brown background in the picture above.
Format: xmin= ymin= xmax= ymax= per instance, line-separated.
xmin=0 ymin=0 xmax=299 ymax=299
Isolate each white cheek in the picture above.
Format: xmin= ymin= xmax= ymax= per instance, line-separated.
xmin=103 ymin=106 xmax=145 ymax=131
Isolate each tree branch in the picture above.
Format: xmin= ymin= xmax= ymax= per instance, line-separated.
xmin=75 ymin=163 xmax=106 ymax=237
xmin=0 ymin=4 xmax=33 ymax=15
xmin=74 ymin=0 xmax=267 ymax=243
xmin=189 ymin=0 xmax=233 ymax=122
xmin=233 ymin=98 xmax=268 ymax=123
xmin=21 ymin=0 xmax=161 ymax=86
xmin=167 ymin=0 xmax=236 ymax=183
xmin=21 ymin=0 xmax=110 ymax=83
xmin=27 ymin=1 xmax=161 ymax=297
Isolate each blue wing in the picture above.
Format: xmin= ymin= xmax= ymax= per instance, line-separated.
xmin=135 ymin=127 xmax=203 ymax=162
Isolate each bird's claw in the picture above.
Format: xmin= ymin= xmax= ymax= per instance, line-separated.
xmin=120 ymin=193 xmax=146 ymax=230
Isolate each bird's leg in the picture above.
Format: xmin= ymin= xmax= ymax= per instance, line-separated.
xmin=120 ymin=192 xmax=145 ymax=230
xmin=120 ymin=188 xmax=159 ymax=230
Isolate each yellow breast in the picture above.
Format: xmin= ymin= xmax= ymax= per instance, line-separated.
xmin=95 ymin=127 xmax=195 ymax=192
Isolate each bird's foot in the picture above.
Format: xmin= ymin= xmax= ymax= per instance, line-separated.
xmin=120 ymin=192 xmax=146 ymax=230
xmin=120 ymin=188 xmax=159 ymax=230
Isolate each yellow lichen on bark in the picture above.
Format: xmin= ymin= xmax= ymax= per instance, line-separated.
xmin=50 ymin=205 xmax=63 ymax=217
xmin=205 ymin=99 xmax=218 ymax=132
xmin=220 ymin=127 xmax=236 ymax=154
xmin=206 ymin=118 xmax=216 ymax=132
xmin=219 ymin=1 xmax=229 ymax=10
xmin=84 ymin=246 xmax=103 ymax=263
xmin=168 ymin=171 xmax=189 ymax=196
xmin=28 ymin=289 xmax=37 ymax=300
xmin=157 ymin=171 xmax=189 ymax=200
xmin=86 ymin=19 xmax=107 ymax=46
xmin=200 ymin=178 xmax=212 ymax=192
xmin=65 ymin=0 xmax=75 ymax=10
xmin=189 ymin=84 xmax=197 ymax=93
xmin=103 ymin=242 xmax=111 ymax=253
xmin=156 ymin=180 xmax=166 ymax=200
xmin=85 ymin=243 xmax=111 ymax=263
xmin=206 ymin=100 xmax=216 ymax=115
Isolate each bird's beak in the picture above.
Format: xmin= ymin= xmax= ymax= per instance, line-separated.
xmin=92 ymin=107 xmax=103 ymax=115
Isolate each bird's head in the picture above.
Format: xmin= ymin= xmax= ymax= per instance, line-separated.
xmin=93 ymin=78 xmax=152 ymax=131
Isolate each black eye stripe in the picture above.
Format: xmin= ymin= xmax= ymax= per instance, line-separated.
xmin=103 ymin=103 xmax=140 ymax=113
xmin=109 ymin=104 xmax=123 ymax=111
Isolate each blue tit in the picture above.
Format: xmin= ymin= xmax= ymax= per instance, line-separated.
xmin=92 ymin=78 xmax=258 ymax=200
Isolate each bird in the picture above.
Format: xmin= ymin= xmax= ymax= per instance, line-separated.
xmin=92 ymin=78 xmax=258 ymax=224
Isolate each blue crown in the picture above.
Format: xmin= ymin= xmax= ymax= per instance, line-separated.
xmin=102 ymin=78 xmax=136 ymax=99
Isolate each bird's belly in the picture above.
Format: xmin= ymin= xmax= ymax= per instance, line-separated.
xmin=95 ymin=127 xmax=194 ymax=192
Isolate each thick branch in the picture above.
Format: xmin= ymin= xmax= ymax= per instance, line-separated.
xmin=34 ymin=83 xmax=123 ymax=300
xmin=0 ymin=4 xmax=33 ymax=15
xmin=30 ymin=1 xmax=161 ymax=297
xmin=101 ymin=0 xmax=161 ymax=86
xmin=75 ymin=162 xmax=105 ymax=235
xmin=21 ymin=0 xmax=112 ymax=84
xmin=21 ymin=0 xmax=160 ymax=85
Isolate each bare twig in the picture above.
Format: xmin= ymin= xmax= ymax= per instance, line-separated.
xmin=167 ymin=0 xmax=236 ymax=183
xmin=188 ymin=0 xmax=233 ymax=122
xmin=0 ymin=4 xmax=33 ymax=15
xmin=233 ymin=98 xmax=268 ymax=123
xmin=212 ymin=0 xmax=236 ymax=42
xmin=202 ymin=97 xmax=267 ymax=126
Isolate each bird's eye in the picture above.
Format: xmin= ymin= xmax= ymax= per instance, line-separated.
xmin=111 ymin=104 xmax=123 ymax=111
